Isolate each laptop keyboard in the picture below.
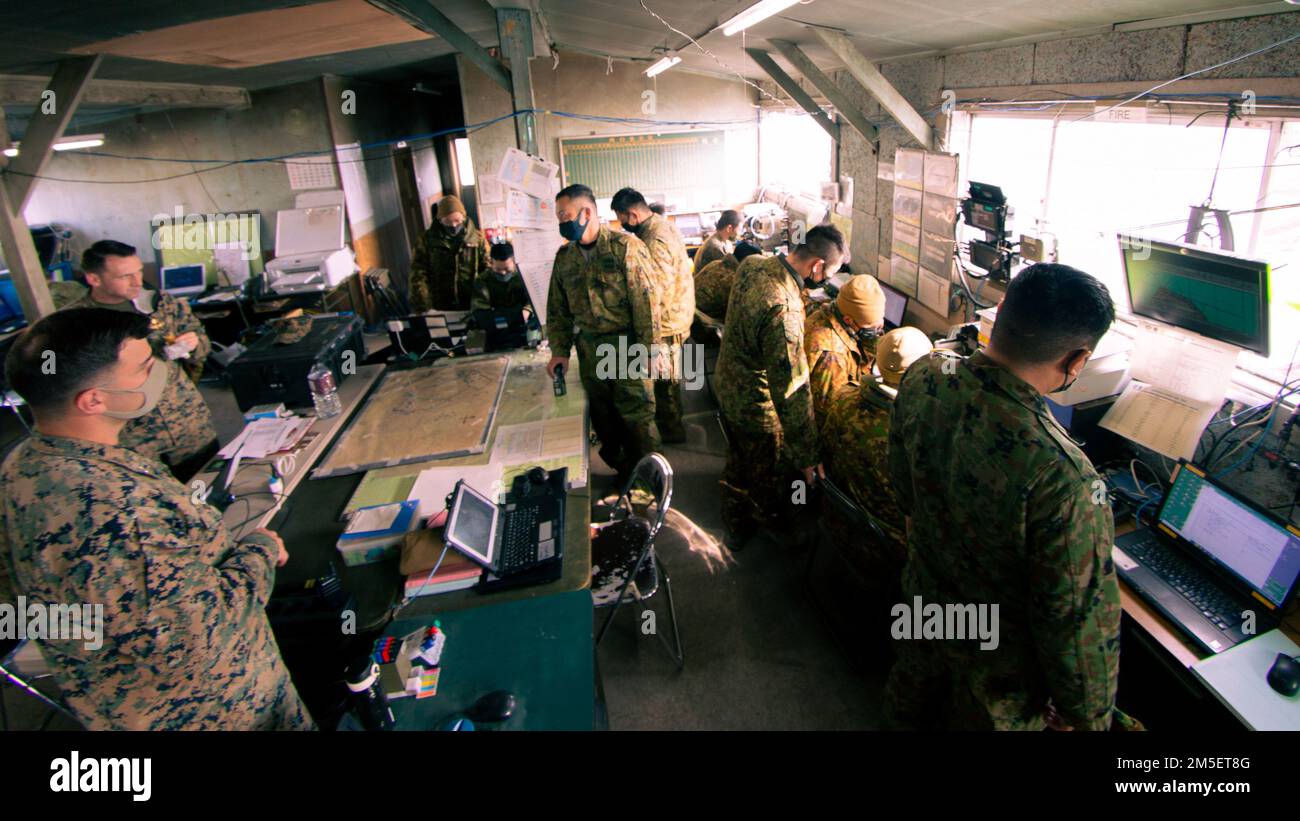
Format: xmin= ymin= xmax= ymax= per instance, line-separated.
xmin=1124 ymin=535 xmax=1243 ymax=631
xmin=498 ymin=506 xmax=539 ymax=572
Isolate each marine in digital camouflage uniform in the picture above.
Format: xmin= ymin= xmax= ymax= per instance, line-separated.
xmin=547 ymin=191 xmax=661 ymax=477
xmin=0 ymin=309 xmax=311 ymax=731
xmin=67 ymin=242 xmax=217 ymax=479
xmin=883 ymin=262 xmax=1130 ymax=731
xmin=408 ymin=195 xmax=489 ymax=312
xmin=615 ymin=190 xmax=694 ymax=443
xmin=713 ymin=225 xmax=845 ymax=544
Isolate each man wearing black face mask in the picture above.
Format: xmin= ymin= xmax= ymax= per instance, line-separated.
xmin=408 ymin=195 xmax=489 ymax=312
xmin=471 ymin=241 xmax=531 ymax=311
xmin=713 ymin=224 xmax=845 ymax=550
xmin=546 ymin=184 xmax=662 ymax=480
xmin=884 ymin=262 xmax=1132 ymax=732
xmin=804 ymin=274 xmax=886 ymax=418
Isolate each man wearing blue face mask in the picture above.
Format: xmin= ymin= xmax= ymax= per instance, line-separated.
xmin=0 ymin=308 xmax=310 ymax=730
xmin=471 ymin=241 xmax=532 ymax=311
xmin=546 ymin=184 xmax=662 ymax=481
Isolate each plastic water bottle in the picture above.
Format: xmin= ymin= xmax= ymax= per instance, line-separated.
xmin=307 ymin=362 xmax=342 ymax=419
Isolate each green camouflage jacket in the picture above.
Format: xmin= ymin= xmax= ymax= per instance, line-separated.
xmin=471 ymin=269 xmax=532 ymax=312
xmin=888 ymin=350 xmax=1120 ymax=730
xmin=713 ymin=254 xmax=818 ymax=468
xmin=819 ymin=379 xmax=905 ymax=551
xmin=693 ymin=254 xmax=740 ymax=321
xmin=0 ymin=434 xmax=305 ymax=730
xmin=804 ymin=303 xmax=874 ymax=419
xmin=633 ymin=213 xmax=694 ymax=338
xmin=409 ymin=219 xmax=488 ymax=311
xmin=692 ymin=230 xmax=733 ymax=274
xmin=546 ymin=226 xmax=659 ymax=356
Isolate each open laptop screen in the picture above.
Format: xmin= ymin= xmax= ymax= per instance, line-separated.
xmin=881 ymin=281 xmax=908 ymax=329
xmin=446 ymin=482 xmax=498 ymax=568
xmin=1159 ymin=465 xmax=1300 ymax=608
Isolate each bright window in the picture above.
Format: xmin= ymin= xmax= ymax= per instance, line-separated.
xmin=759 ymin=110 xmax=834 ymax=198
xmin=953 ymin=109 xmax=1298 ymax=372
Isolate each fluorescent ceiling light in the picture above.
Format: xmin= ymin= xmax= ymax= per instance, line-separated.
xmin=3 ymin=133 xmax=106 ymax=158
xmin=644 ymin=53 xmax=682 ymax=77
xmin=722 ymin=0 xmax=803 ymax=36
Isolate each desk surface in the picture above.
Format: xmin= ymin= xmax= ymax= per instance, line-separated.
xmin=385 ymin=590 xmax=595 ymax=731
xmin=243 ymin=348 xmax=592 ymax=629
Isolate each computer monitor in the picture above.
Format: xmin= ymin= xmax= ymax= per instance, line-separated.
xmin=160 ymin=264 xmax=207 ymax=297
xmin=880 ymin=281 xmax=908 ymax=330
xmin=1158 ymin=463 xmax=1300 ymax=609
xmin=1119 ymin=236 xmax=1270 ymax=356
xmin=446 ymin=482 xmax=499 ymax=568
xmin=674 ymin=213 xmax=704 ymax=240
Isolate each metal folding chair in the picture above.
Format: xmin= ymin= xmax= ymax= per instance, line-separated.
xmin=0 ymin=639 xmax=79 ymax=730
xmin=591 ymin=453 xmax=684 ymax=670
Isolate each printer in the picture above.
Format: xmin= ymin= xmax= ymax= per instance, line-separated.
xmin=265 ymin=203 xmax=356 ymax=295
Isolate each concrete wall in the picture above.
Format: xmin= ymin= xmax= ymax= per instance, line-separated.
xmin=22 ymin=79 xmax=333 ymax=269
xmin=836 ymin=10 xmax=1300 ymax=334
xmin=459 ymin=49 xmax=759 ymax=225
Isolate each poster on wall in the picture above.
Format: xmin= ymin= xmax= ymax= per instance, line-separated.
xmin=497 ymin=147 xmax=559 ymax=201
xmin=505 ymin=189 xmax=555 ymax=229
xmin=512 ymin=227 xmax=565 ymax=326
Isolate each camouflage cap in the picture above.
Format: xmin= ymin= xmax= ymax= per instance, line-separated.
xmin=876 ymin=326 xmax=933 ymax=387
xmin=270 ymin=315 xmax=312 ymax=345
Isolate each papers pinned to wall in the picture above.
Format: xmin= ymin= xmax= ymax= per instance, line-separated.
xmin=505 ymin=189 xmax=555 ymax=230
xmin=496 ymin=147 xmax=560 ymax=201
xmin=513 ymin=227 xmax=565 ymax=325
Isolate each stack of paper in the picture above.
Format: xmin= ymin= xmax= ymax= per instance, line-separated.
xmin=1098 ymin=328 xmax=1239 ymax=460
xmin=218 ymin=416 xmax=313 ymax=460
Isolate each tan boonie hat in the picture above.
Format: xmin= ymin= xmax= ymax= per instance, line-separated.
xmin=436 ymin=195 xmax=466 ymax=220
xmin=836 ymin=275 xmax=886 ymax=327
xmin=876 ymin=326 xmax=933 ymax=387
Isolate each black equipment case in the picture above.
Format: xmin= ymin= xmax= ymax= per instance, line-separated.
xmin=227 ymin=315 xmax=365 ymax=411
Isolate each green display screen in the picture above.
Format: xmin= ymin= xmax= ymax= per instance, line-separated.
xmin=1121 ymin=237 xmax=1269 ymax=355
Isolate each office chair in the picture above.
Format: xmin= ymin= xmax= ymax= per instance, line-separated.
xmin=0 ymin=639 xmax=79 ymax=730
xmin=806 ymin=477 xmax=899 ymax=671
xmin=591 ymin=452 xmax=684 ymax=670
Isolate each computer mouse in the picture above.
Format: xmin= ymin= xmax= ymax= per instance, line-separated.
xmin=1267 ymin=653 xmax=1300 ymax=697
xmin=468 ymin=690 xmax=517 ymax=723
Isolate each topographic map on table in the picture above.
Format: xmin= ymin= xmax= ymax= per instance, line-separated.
xmin=313 ymin=356 xmax=509 ymax=478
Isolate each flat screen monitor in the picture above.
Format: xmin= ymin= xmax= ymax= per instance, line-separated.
xmin=1119 ymin=235 xmax=1269 ymax=356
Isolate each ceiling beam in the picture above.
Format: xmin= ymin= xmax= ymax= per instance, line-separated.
xmin=0 ymin=106 xmax=53 ymax=321
xmin=373 ymin=0 xmax=512 ymax=93
xmin=5 ymin=55 xmax=102 ymax=213
xmin=0 ymin=74 xmax=250 ymax=110
xmin=814 ymin=29 xmax=933 ymax=149
xmin=769 ymin=40 xmax=878 ymax=145
xmin=745 ymin=49 xmax=839 ymax=143
xmin=498 ymin=7 xmax=537 ymax=156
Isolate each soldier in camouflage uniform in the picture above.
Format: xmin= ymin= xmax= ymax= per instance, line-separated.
xmin=692 ymin=210 xmax=741 ymax=274
xmin=818 ymin=327 xmax=932 ymax=586
xmin=409 ymin=195 xmax=489 ymax=312
xmin=693 ymin=241 xmax=762 ymax=321
xmin=804 ymin=274 xmax=887 ymax=418
xmin=713 ymin=225 xmax=846 ymax=547
xmin=613 ymin=188 xmax=694 ymax=444
xmin=471 ymin=240 xmax=532 ymax=311
xmin=884 ymin=263 xmax=1129 ymax=731
xmin=546 ymin=185 xmax=661 ymax=478
xmin=65 ymin=240 xmax=217 ymax=482
xmin=0 ymin=309 xmax=311 ymax=730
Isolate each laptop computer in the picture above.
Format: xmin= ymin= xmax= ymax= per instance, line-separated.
xmin=160 ymin=263 xmax=208 ymax=297
xmin=445 ymin=468 xmax=566 ymax=593
xmin=1114 ymin=461 xmax=1300 ymax=654
xmin=881 ymin=281 xmax=908 ymax=330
